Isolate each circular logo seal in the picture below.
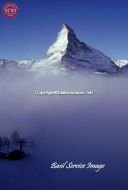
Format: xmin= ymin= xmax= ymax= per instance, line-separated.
xmin=3 ymin=2 xmax=19 ymax=18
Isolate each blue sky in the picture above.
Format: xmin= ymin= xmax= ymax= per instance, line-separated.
xmin=0 ymin=0 xmax=128 ymax=61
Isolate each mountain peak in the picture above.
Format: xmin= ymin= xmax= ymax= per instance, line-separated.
xmin=32 ymin=24 xmax=118 ymax=74
xmin=62 ymin=24 xmax=74 ymax=32
xmin=46 ymin=25 xmax=69 ymax=56
xmin=60 ymin=24 xmax=76 ymax=39
xmin=46 ymin=24 xmax=77 ymax=57
xmin=115 ymin=60 xmax=128 ymax=68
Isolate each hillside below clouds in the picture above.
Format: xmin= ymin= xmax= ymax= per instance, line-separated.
xmin=1 ymin=24 xmax=128 ymax=75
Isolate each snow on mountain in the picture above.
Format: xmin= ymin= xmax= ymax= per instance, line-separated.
xmin=0 ymin=59 xmax=18 ymax=71
xmin=0 ymin=59 xmax=35 ymax=72
xmin=115 ymin=60 xmax=128 ymax=68
xmin=18 ymin=59 xmax=35 ymax=69
xmin=0 ymin=24 xmax=119 ymax=75
xmin=32 ymin=24 xmax=119 ymax=74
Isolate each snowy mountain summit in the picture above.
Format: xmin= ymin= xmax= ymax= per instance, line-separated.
xmin=0 ymin=24 xmax=119 ymax=74
xmin=115 ymin=60 xmax=128 ymax=68
xmin=32 ymin=24 xmax=118 ymax=74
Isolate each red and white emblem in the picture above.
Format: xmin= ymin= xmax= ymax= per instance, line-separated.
xmin=3 ymin=2 xmax=19 ymax=18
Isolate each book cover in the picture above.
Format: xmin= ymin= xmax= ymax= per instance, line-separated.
xmin=0 ymin=0 xmax=128 ymax=190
